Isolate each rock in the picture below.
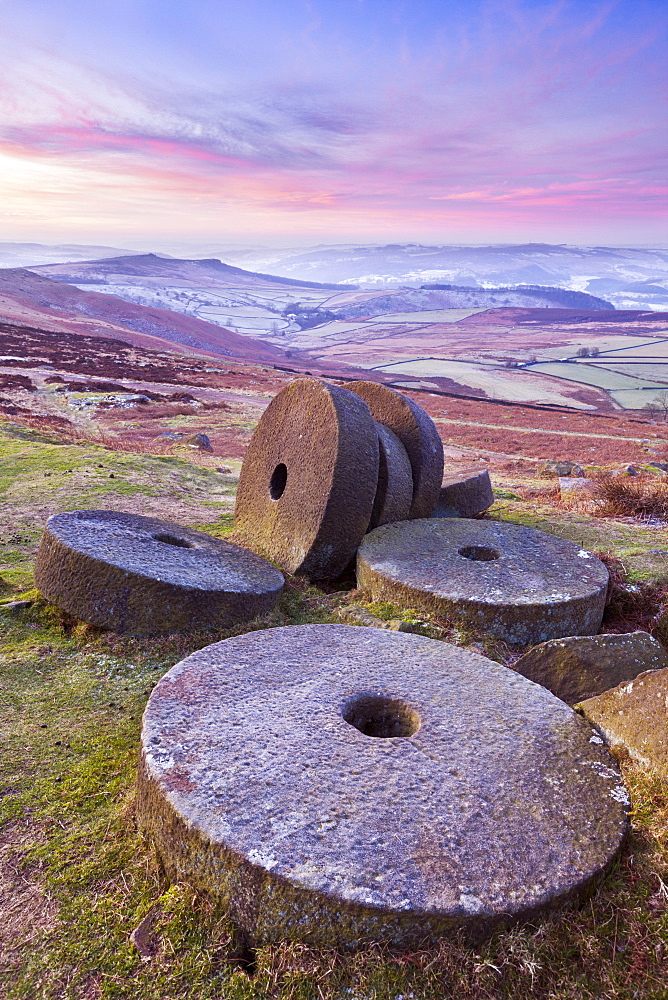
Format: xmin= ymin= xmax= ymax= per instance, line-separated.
xmin=559 ymin=476 xmax=593 ymax=496
xmin=187 ymin=432 xmax=213 ymax=451
xmin=434 ymin=467 xmax=494 ymax=518
xmin=1 ymin=600 xmax=33 ymax=614
xmin=137 ymin=624 xmax=628 ymax=949
xmin=648 ymin=462 xmax=668 ymax=472
xmin=570 ymin=465 xmax=585 ymax=477
xmin=34 ymin=510 xmax=284 ymax=635
xmin=578 ymin=667 xmax=668 ymax=777
xmin=357 ymin=518 xmax=609 ymax=645
xmin=217 ymin=466 xmax=233 ymax=474
xmin=234 ymin=378 xmax=379 ymax=579
xmin=609 ymin=465 xmax=639 ymax=478
xmin=543 ymin=461 xmax=578 ymax=476
xmin=369 ymin=422 xmax=413 ymax=528
xmin=346 ymin=380 xmax=444 ymax=518
xmin=513 ymin=631 xmax=668 ymax=705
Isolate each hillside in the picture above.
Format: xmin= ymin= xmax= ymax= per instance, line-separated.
xmin=0 ymin=268 xmax=293 ymax=364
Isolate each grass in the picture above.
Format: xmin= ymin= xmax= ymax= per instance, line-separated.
xmin=1 ymin=425 xmax=668 ymax=999
xmin=590 ymin=475 xmax=668 ymax=521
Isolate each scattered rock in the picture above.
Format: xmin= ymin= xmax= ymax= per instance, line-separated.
xmin=543 ymin=461 xmax=579 ymax=477
xmin=235 ymin=378 xmax=379 ymax=579
xmin=648 ymin=462 xmax=668 ymax=472
xmin=216 ymin=466 xmax=233 ymax=474
xmin=34 ymin=510 xmax=284 ymax=635
xmin=578 ymin=666 xmax=668 ymax=777
xmin=1 ymin=600 xmax=34 ymax=614
xmin=513 ymin=631 xmax=668 ymax=705
xmin=357 ymin=518 xmax=609 ymax=645
xmin=137 ymin=624 xmax=628 ymax=949
xmin=346 ymin=380 xmax=444 ymax=518
xmin=187 ymin=432 xmax=213 ymax=451
xmin=434 ymin=467 xmax=494 ymax=518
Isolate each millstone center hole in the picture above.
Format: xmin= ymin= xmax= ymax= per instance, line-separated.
xmin=342 ymin=694 xmax=420 ymax=738
xmin=458 ymin=545 xmax=500 ymax=562
xmin=269 ymin=463 xmax=288 ymax=500
xmin=152 ymin=532 xmax=193 ymax=548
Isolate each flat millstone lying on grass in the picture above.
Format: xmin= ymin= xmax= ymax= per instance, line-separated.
xmin=34 ymin=510 xmax=284 ymax=635
xmin=357 ymin=518 xmax=609 ymax=645
xmin=137 ymin=624 xmax=628 ymax=950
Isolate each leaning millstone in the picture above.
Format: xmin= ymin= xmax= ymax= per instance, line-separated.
xmin=346 ymin=381 xmax=444 ymax=518
xmin=235 ymin=378 xmax=379 ymax=579
xmin=434 ymin=467 xmax=494 ymax=518
xmin=513 ymin=632 xmax=668 ymax=705
xmin=369 ymin=422 xmax=413 ymax=529
xmin=578 ymin=667 xmax=668 ymax=777
xmin=357 ymin=519 xmax=609 ymax=645
xmin=34 ymin=510 xmax=284 ymax=635
xmin=136 ymin=624 xmax=628 ymax=949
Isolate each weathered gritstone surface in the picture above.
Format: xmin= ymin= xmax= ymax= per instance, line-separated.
xmin=137 ymin=624 xmax=628 ymax=950
xmin=346 ymin=381 xmax=444 ymax=518
xmin=357 ymin=519 xmax=609 ymax=645
xmin=234 ymin=378 xmax=379 ymax=579
xmin=513 ymin=632 xmax=668 ymax=705
xmin=368 ymin=422 xmax=413 ymax=529
xmin=435 ymin=467 xmax=494 ymax=518
xmin=34 ymin=510 xmax=284 ymax=635
xmin=578 ymin=667 xmax=668 ymax=777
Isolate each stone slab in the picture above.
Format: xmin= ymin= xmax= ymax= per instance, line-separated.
xmin=434 ymin=467 xmax=494 ymax=518
xmin=513 ymin=631 xmax=668 ymax=705
xmin=234 ymin=378 xmax=379 ymax=579
xmin=34 ymin=510 xmax=284 ymax=635
xmin=346 ymin=381 xmax=444 ymax=518
xmin=369 ymin=422 xmax=413 ymax=529
xmin=137 ymin=624 xmax=628 ymax=949
xmin=357 ymin=519 xmax=609 ymax=645
xmin=578 ymin=666 xmax=668 ymax=776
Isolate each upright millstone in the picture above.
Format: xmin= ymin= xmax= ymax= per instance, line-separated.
xmin=368 ymin=422 xmax=413 ymax=529
xmin=357 ymin=518 xmax=609 ymax=645
xmin=34 ymin=510 xmax=284 ymax=635
xmin=136 ymin=624 xmax=628 ymax=950
xmin=346 ymin=381 xmax=444 ymax=518
xmin=234 ymin=378 xmax=379 ymax=579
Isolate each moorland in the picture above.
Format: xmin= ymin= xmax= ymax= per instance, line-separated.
xmin=1 ymin=244 xmax=668 ymax=999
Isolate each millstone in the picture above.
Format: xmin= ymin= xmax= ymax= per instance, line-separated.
xmin=34 ymin=510 xmax=284 ymax=635
xmin=357 ymin=519 xmax=609 ymax=645
xmin=369 ymin=422 xmax=413 ymax=529
xmin=137 ymin=624 xmax=628 ymax=949
xmin=234 ymin=378 xmax=379 ymax=578
xmin=346 ymin=381 xmax=444 ymax=518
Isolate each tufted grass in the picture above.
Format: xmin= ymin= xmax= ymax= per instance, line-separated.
xmin=1 ymin=425 xmax=667 ymax=999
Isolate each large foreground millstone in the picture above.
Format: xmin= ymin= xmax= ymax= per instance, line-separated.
xmin=357 ymin=519 xmax=609 ymax=645
xmin=235 ymin=378 xmax=379 ymax=579
xmin=34 ymin=510 xmax=284 ymax=635
xmin=346 ymin=381 xmax=444 ymax=518
xmin=137 ymin=624 xmax=628 ymax=949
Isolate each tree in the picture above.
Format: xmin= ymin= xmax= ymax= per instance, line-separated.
xmin=590 ymin=346 xmax=600 ymax=357
xmin=655 ymin=391 xmax=668 ymax=422
xmin=576 ymin=347 xmax=590 ymax=357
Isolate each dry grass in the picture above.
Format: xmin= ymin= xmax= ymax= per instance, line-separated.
xmin=590 ymin=474 xmax=668 ymax=520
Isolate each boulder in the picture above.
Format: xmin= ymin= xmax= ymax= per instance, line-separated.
xmin=513 ymin=631 xmax=668 ymax=705
xmin=433 ymin=467 xmax=494 ymax=518
xmin=187 ymin=432 xmax=213 ymax=451
xmin=578 ymin=667 xmax=668 ymax=777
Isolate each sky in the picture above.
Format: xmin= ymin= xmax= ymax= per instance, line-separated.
xmin=0 ymin=0 xmax=666 ymax=247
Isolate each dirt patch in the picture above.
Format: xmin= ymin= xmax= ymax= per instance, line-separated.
xmin=0 ymin=820 xmax=57 ymax=977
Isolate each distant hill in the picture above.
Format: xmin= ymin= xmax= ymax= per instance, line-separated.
xmin=332 ymin=284 xmax=613 ymax=318
xmin=32 ymin=253 xmax=355 ymax=290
